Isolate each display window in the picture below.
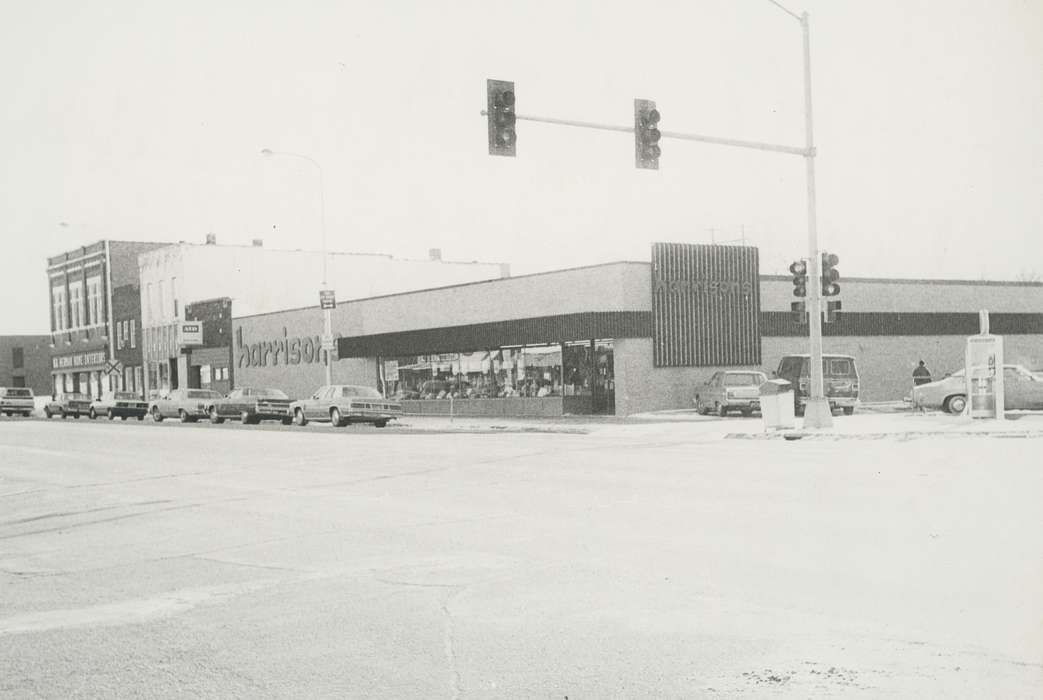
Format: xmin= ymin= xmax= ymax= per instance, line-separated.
xmin=379 ymin=340 xmax=615 ymax=410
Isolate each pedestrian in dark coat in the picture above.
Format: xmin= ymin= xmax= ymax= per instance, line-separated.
xmin=912 ymin=360 xmax=932 ymax=386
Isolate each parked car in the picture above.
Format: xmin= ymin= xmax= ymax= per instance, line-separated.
xmin=694 ymin=370 xmax=768 ymax=416
xmin=88 ymin=392 xmax=149 ymax=420
xmin=911 ymin=364 xmax=1043 ymax=414
xmin=289 ymin=385 xmax=402 ymax=427
xmin=206 ymin=387 xmax=293 ymax=425
xmin=775 ymin=353 xmax=860 ymax=415
xmin=43 ymin=393 xmax=92 ymax=419
xmin=0 ymin=387 xmax=35 ymax=417
xmin=148 ymin=388 xmax=224 ymax=423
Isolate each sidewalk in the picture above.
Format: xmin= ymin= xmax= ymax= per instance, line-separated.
xmin=392 ymin=407 xmax=1043 ymax=440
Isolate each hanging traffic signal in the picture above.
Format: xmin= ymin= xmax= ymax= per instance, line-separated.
xmin=825 ymin=300 xmax=842 ymax=324
xmin=789 ymin=259 xmax=808 ymax=298
xmin=487 ymin=79 xmax=517 ymax=157
xmin=634 ymin=99 xmax=661 ymax=169
xmin=821 ymin=252 xmax=840 ymax=296
xmin=791 ymin=301 xmax=808 ymax=325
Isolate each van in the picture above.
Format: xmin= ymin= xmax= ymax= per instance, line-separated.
xmin=775 ymin=354 xmax=860 ymax=415
xmin=0 ymin=386 xmax=35 ymax=417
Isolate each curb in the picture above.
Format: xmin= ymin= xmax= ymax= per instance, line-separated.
xmin=726 ymin=430 xmax=1043 ymax=441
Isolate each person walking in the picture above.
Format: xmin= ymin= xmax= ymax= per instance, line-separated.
xmin=912 ymin=360 xmax=932 ymax=386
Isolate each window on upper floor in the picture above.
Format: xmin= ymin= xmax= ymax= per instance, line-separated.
xmin=12 ymin=346 xmax=23 ymax=369
xmin=171 ymin=277 xmax=178 ymax=318
xmin=69 ymin=281 xmax=84 ymax=328
xmin=130 ymin=319 xmax=136 ymax=348
xmin=86 ymin=276 xmax=102 ymax=326
xmin=52 ymin=287 xmax=67 ymax=331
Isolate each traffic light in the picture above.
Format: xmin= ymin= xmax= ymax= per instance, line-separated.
xmin=821 ymin=252 xmax=840 ymax=296
xmin=825 ymin=300 xmax=842 ymax=324
xmin=789 ymin=259 xmax=808 ymax=298
xmin=634 ymin=98 xmax=661 ymax=169
xmin=487 ymin=79 xmax=517 ymax=157
xmin=791 ymin=300 xmax=807 ymax=325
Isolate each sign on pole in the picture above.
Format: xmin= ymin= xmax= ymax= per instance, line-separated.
xmin=104 ymin=360 xmax=124 ymax=376
xmin=319 ymin=289 xmax=336 ymax=310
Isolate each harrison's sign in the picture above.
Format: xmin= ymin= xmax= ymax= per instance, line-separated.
xmin=653 ymin=278 xmax=754 ymax=296
xmin=651 ymin=242 xmax=761 ymax=368
xmin=236 ymin=327 xmax=341 ymax=368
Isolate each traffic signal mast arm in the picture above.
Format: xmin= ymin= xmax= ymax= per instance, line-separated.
xmin=478 ymin=109 xmax=811 ymax=158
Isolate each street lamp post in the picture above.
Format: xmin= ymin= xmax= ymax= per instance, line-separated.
xmin=260 ymin=148 xmax=334 ymax=386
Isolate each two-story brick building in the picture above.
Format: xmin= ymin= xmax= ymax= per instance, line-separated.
xmin=46 ymin=240 xmax=167 ymax=398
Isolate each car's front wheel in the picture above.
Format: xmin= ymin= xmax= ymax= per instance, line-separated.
xmin=151 ymin=407 xmax=163 ymax=422
xmin=717 ymin=403 xmax=728 ymax=418
xmin=945 ymin=395 xmax=967 ymax=414
xmin=293 ymin=408 xmax=307 ymax=426
xmin=178 ymin=409 xmax=192 ymax=423
xmin=209 ymin=407 xmax=225 ymax=424
xmin=330 ymin=407 xmax=347 ymax=427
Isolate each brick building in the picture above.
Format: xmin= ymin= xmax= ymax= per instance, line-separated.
xmin=0 ymin=335 xmax=51 ymax=395
xmin=47 ymin=240 xmax=167 ymax=399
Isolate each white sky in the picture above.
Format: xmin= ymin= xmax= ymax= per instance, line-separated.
xmin=1 ymin=0 xmax=1041 ymax=333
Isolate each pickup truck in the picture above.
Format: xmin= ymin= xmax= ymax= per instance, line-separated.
xmin=206 ymin=388 xmax=293 ymax=425
xmin=0 ymin=387 xmax=35 ymax=417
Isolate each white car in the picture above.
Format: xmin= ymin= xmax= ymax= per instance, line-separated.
xmin=148 ymin=388 xmax=224 ymax=423
xmin=911 ymin=364 xmax=1043 ymax=413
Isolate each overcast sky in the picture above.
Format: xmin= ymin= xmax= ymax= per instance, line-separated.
xmin=1 ymin=0 xmax=1041 ymax=334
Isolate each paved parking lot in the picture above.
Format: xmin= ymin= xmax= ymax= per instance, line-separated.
xmin=1 ymin=418 xmax=1041 ymax=698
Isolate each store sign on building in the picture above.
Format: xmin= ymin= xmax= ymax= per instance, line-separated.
xmin=179 ymin=322 xmax=204 ymax=346
xmin=52 ymin=350 xmax=107 ymax=370
xmin=651 ymin=242 xmax=761 ymax=367
xmin=236 ymin=326 xmax=339 ymax=368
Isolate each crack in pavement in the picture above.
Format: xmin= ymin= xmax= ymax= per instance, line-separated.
xmin=0 ymin=497 xmax=251 ymax=541
xmin=0 ymin=499 xmax=172 ymax=526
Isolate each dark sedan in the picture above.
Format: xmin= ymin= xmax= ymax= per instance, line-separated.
xmin=88 ymin=392 xmax=149 ymax=420
xmin=43 ymin=393 xmax=92 ymax=419
xmin=206 ymin=388 xmax=293 ymax=425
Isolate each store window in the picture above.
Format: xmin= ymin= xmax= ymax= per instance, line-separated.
xmin=380 ymin=340 xmax=615 ymax=410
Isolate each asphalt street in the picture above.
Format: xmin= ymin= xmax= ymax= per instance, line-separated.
xmin=1 ymin=418 xmax=1040 ymax=698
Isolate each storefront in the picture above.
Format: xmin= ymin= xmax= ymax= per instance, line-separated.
xmin=378 ymin=341 xmax=616 ymax=416
xmin=51 ymin=349 xmax=109 ymax=398
xmin=227 ymin=243 xmax=1043 ymax=415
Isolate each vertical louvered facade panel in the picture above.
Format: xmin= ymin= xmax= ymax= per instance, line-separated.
xmin=651 ymin=243 xmax=761 ymax=367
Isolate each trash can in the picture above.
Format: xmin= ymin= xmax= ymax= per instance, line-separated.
xmin=760 ymin=378 xmax=796 ymax=430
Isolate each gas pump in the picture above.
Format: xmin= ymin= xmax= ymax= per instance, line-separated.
xmin=964 ymin=311 xmax=1004 ymax=419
